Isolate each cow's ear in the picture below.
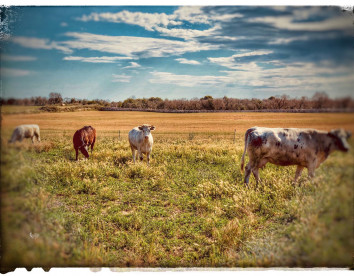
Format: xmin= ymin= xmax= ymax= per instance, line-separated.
xmin=346 ymin=131 xmax=352 ymax=139
xmin=150 ymin=126 xmax=155 ymax=131
xmin=138 ymin=126 xmax=143 ymax=130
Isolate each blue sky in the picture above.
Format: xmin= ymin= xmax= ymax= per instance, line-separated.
xmin=1 ymin=6 xmax=354 ymax=101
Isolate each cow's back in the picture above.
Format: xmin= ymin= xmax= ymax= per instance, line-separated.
xmin=73 ymin=126 xmax=95 ymax=148
xmin=247 ymin=127 xmax=326 ymax=167
xmin=82 ymin=126 xmax=96 ymax=144
xmin=19 ymin=124 xmax=39 ymax=137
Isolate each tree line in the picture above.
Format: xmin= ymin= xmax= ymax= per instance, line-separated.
xmin=1 ymin=92 xmax=354 ymax=111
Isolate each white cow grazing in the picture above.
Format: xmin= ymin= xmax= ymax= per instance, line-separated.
xmin=241 ymin=126 xmax=351 ymax=185
xmin=128 ymin=124 xmax=155 ymax=164
xmin=9 ymin=124 xmax=41 ymax=143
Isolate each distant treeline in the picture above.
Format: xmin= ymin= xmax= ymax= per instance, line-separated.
xmin=2 ymin=92 xmax=354 ymax=111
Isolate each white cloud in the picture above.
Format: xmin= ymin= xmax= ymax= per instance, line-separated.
xmin=172 ymin=6 xmax=242 ymax=25
xmin=112 ymin=74 xmax=131 ymax=83
xmin=212 ymin=35 xmax=245 ymax=41
xmin=175 ymin=58 xmax=200 ymax=65
xmin=268 ymin=32 xmax=341 ymax=45
xmin=171 ymin=6 xmax=211 ymax=24
xmin=77 ymin=7 xmax=242 ymax=40
xmin=123 ymin=62 xmax=141 ymax=69
xmin=63 ymin=32 xmax=219 ymax=58
xmin=149 ymin=60 xmax=354 ymax=90
xmin=1 ymin=67 xmax=32 ymax=77
xmin=7 ymin=32 xmax=219 ymax=59
xmin=154 ymin=24 xmax=220 ymax=40
xmin=78 ymin=7 xmax=242 ymax=28
xmin=149 ymin=71 xmax=230 ymax=87
xmin=10 ymin=36 xmax=72 ymax=54
xmin=208 ymin=50 xmax=273 ymax=69
xmin=249 ymin=11 xmax=353 ymax=31
xmin=1 ymin=55 xmax=37 ymax=61
xmin=63 ymin=56 xmax=133 ymax=63
xmin=231 ymin=50 xmax=274 ymax=59
xmin=78 ymin=10 xmax=182 ymax=31
xmin=269 ymin=36 xmax=309 ymax=45
xmin=60 ymin=22 xmax=68 ymax=27
xmin=221 ymin=61 xmax=354 ymax=88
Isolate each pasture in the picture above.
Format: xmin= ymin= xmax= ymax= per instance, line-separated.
xmin=1 ymin=110 xmax=353 ymax=269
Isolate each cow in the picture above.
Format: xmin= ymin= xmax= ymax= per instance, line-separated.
xmin=240 ymin=127 xmax=351 ymax=185
xmin=9 ymin=124 xmax=41 ymax=144
xmin=128 ymin=124 xmax=155 ymax=164
xmin=73 ymin=126 xmax=96 ymax=161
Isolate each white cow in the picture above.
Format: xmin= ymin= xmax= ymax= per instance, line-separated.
xmin=240 ymin=127 xmax=351 ymax=185
xmin=9 ymin=124 xmax=41 ymax=144
xmin=128 ymin=124 xmax=155 ymax=164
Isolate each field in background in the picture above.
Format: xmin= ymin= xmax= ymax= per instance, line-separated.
xmin=0 ymin=105 xmax=42 ymax=115
xmin=1 ymin=111 xmax=353 ymax=269
xmin=2 ymin=110 xmax=354 ymax=133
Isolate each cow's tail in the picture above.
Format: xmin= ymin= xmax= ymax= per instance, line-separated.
xmin=240 ymin=129 xmax=251 ymax=172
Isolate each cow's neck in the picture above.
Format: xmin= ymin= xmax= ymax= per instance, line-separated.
xmin=319 ymin=139 xmax=334 ymax=162
xmin=140 ymin=137 xmax=150 ymax=145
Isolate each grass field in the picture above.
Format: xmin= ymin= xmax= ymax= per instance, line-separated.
xmin=0 ymin=105 xmax=42 ymax=115
xmin=1 ymin=111 xmax=354 ymax=269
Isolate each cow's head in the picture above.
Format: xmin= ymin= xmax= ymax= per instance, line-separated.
xmin=328 ymin=129 xmax=351 ymax=152
xmin=138 ymin=124 xmax=155 ymax=140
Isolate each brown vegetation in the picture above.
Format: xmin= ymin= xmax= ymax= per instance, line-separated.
xmin=1 ymin=92 xmax=353 ymax=112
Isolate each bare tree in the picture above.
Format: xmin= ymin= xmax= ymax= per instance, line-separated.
xmin=48 ymin=92 xmax=63 ymax=105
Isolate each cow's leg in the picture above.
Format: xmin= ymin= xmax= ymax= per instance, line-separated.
xmin=147 ymin=151 xmax=151 ymax=165
xmin=91 ymin=137 xmax=95 ymax=154
xmin=131 ymin=147 xmax=136 ymax=163
xmin=252 ymin=159 xmax=267 ymax=185
xmin=244 ymin=162 xmax=252 ymax=186
xmin=31 ymin=136 xmax=35 ymax=144
xmin=307 ymin=164 xmax=316 ymax=179
xmin=252 ymin=168 xmax=260 ymax=185
xmin=294 ymin=166 xmax=304 ymax=183
xmin=137 ymin=148 xmax=143 ymax=162
xmin=35 ymin=132 xmax=41 ymax=142
xmin=75 ymin=148 xmax=79 ymax=161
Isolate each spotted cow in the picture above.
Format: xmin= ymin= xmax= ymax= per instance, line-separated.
xmin=240 ymin=127 xmax=351 ymax=184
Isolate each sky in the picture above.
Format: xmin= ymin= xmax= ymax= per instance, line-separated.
xmin=1 ymin=5 xmax=354 ymax=101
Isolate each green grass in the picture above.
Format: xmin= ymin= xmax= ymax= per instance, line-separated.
xmin=1 ymin=133 xmax=353 ymax=269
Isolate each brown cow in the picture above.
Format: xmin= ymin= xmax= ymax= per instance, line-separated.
xmin=240 ymin=127 xmax=351 ymax=185
xmin=73 ymin=126 xmax=96 ymax=161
